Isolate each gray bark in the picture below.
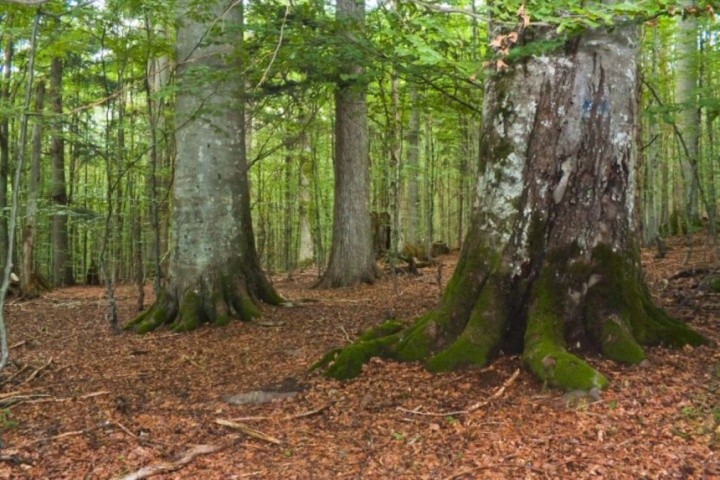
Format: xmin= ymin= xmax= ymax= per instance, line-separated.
xmin=674 ymin=2 xmax=700 ymax=222
xmin=49 ymin=57 xmax=74 ymax=286
xmin=320 ymin=20 xmax=705 ymax=389
xmin=317 ymin=0 xmax=376 ymax=288
xmin=126 ymin=0 xmax=280 ymax=333
xmin=404 ymin=87 xmax=421 ymax=248
xmin=21 ymin=80 xmax=44 ymax=297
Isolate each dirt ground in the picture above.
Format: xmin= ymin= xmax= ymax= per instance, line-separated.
xmin=0 ymin=235 xmax=718 ymax=479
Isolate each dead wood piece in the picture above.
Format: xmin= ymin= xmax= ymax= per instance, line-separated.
xmin=114 ymin=444 xmax=225 ymax=480
xmin=223 ymin=390 xmax=298 ymax=405
xmin=397 ymin=368 xmax=521 ymax=417
xmin=0 ymin=393 xmax=52 ymax=407
xmin=18 ymin=423 xmax=109 ymax=449
xmin=1 ymin=364 xmax=30 ymax=385
xmin=9 ymin=340 xmax=27 ymax=349
xmin=215 ymin=419 xmax=282 ymax=444
xmin=255 ymin=320 xmax=285 ymax=327
xmin=230 ymin=405 xmax=328 ymax=423
xmin=669 ymin=268 xmax=710 ymax=280
xmin=20 ymin=357 xmax=53 ymax=385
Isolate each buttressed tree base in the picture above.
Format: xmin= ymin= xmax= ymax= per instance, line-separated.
xmin=316 ymin=22 xmax=708 ymax=390
xmin=125 ymin=0 xmax=281 ymax=333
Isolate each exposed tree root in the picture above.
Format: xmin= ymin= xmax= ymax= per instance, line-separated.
xmin=124 ymin=273 xmax=281 ymax=333
xmin=317 ymin=244 xmax=709 ymax=391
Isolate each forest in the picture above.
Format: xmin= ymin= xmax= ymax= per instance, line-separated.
xmin=0 ymin=0 xmax=718 ymax=477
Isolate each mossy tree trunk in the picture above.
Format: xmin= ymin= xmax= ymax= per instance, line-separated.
xmin=125 ymin=0 xmax=281 ymax=334
xmin=318 ymin=23 xmax=707 ymax=390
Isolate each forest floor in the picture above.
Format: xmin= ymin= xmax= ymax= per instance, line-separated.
xmin=0 ymin=235 xmax=718 ymax=479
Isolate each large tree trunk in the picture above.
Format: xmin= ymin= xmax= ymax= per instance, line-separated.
xmin=316 ymin=0 xmax=377 ymax=288
xmin=125 ymin=0 xmax=280 ymax=333
xmin=318 ymin=23 xmax=707 ymax=390
xmin=49 ymin=57 xmax=75 ymax=286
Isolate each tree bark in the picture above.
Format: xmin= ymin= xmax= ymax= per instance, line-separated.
xmin=49 ymin=57 xmax=74 ymax=286
xmin=21 ymin=80 xmax=45 ymax=298
xmin=404 ymin=87 xmax=421 ymax=248
xmin=317 ymin=22 xmax=707 ymax=390
xmin=316 ymin=0 xmax=377 ymax=288
xmin=0 ymin=34 xmax=12 ymax=274
xmin=674 ymin=1 xmax=700 ymax=224
xmin=125 ymin=0 xmax=281 ymax=333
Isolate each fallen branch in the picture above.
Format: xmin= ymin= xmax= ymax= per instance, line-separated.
xmin=214 ymin=419 xmax=282 ymax=445
xmin=114 ymin=444 xmax=225 ymax=480
xmin=9 ymin=340 xmax=26 ymax=349
xmin=397 ymin=368 xmax=521 ymax=417
xmin=1 ymin=364 xmax=30 ymax=385
xmin=19 ymin=357 xmax=52 ymax=385
xmin=18 ymin=423 xmax=109 ymax=449
xmin=229 ymin=405 xmax=327 ymax=423
xmin=0 ymin=393 xmax=52 ymax=407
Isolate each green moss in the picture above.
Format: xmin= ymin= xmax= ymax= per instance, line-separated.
xmin=358 ymin=320 xmax=404 ymax=342
xmin=171 ymin=291 xmax=204 ymax=332
xmin=524 ymin=266 xmax=608 ymax=390
xmin=395 ymin=314 xmax=434 ymax=362
xmin=596 ymin=315 xmax=645 ymax=364
xmin=324 ymin=335 xmax=400 ymax=380
xmin=235 ymin=294 xmax=261 ymax=321
xmin=711 ymin=278 xmax=720 ymax=293
xmin=524 ymin=344 xmax=608 ymax=390
xmin=426 ymin=279 xmax=506 ymax=372
xmin=425 ymin=336 xmax=489 ymax=372
xmin=587 ymin=244 xmax=708 ymax=348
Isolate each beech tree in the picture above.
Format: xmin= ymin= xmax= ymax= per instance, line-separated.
xmin=125 ymin=0 xmax=281 ymax=333
xmin=316 ymin=0 xmax=377 ymax=288
xmin=317 ymin=10 xmax=707 ymax=390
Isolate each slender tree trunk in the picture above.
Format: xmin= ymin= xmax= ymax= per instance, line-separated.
xmin=49 ymin=57 xmax=74 ymax=286
xmin=405 ymin=87 xmax=421 ymax=249
xmin=674 ymin=1 xmax=700 ymax=223
xmin=317 ymin=0 xmax=376 ymax=288
xmin=21 ymin=80 xmax=44 ymax=298
xmin=0 ymin=34 xmax=12 ymax=273
xmin=297 ymin=123 xmax=314 ymax=266
xmin=126 ymin=0 xmax=280 ymax=333
xmin=319 ymin=21 xmax=706 ymax=390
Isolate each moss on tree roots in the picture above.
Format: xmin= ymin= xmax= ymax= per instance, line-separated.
xmin=124 ymin=275 xmax=273 ymax=333
xmin=318 ymin=245 xmax=708 ymax=390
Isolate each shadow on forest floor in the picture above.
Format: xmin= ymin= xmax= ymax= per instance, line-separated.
xmin=0 ymin=234 xmax=718 ymax=478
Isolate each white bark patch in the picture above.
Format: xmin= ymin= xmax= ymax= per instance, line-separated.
xmin=553 ymin=158 xmax=575 ymax=204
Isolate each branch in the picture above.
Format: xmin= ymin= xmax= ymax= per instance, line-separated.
xmin=0 ymin=0 xmax=49 ymax=4
xmin=115 ymin=444 xmax=225 ymax=480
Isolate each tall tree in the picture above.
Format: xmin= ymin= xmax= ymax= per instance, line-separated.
xmin=674 ymin=0 xmax=700 ymax=225
xmin=316 ymin=0 xmax=377 ymax=288
xmin=126 ymin=0 xmax=281 ymax=333
xmin=0 ymin=29 xmax=12 ymax=272
xmin=21 ymin=80 xmax=44 ymax=298
xmin=49 ymin=56 xmax=74 ymax=286
xmin=317 ymin=11 xmax=707 ymax=390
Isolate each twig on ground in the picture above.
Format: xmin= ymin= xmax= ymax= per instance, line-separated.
xmin=114 ymin=443 xmax=225 ymax=480
xmin=18 ymin=423 xmax=109 ymax=449
xmin=229 ymin=405 xmax=327 ymax=423
xmin=397 ymin=368 xmax=521 ymax=417
xmin=340 ymin=326 xmax=351 ymax=343
xmin=19 ymin=357 xmax=53 ymax=385
xmin=9 ymin=340 xmax=27 ymax=349
xmin=0 ymin=393 xmax=52 ymax=407
xmin=1 ymin=364 xmax=30 ymax=385
xmin=215 ymin=419 xmax=282 ymax=444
